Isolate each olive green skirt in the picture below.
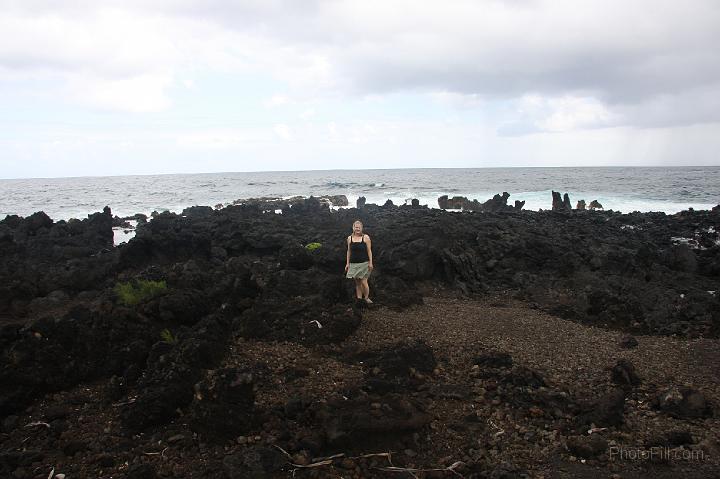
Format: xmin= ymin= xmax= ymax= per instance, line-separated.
xmin=347 ymin=261 xmax=370 ymax=279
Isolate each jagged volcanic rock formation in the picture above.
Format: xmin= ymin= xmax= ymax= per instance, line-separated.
xmin=1 ymin=197 xmax=719 ymax=477
xmin=2 ymin=199 xmax=720 ymax=413
xmin=438 ymin=192 xmax=524 ymax=212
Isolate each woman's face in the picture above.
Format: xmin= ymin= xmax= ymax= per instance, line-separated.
xmin=353 ymin=222 xmax=363 ymax=234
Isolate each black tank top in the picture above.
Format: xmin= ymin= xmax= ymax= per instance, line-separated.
xmin=349 ymin=235 xmax=369 ymax=263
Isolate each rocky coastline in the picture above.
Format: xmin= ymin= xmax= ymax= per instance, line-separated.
xmin=1 ymin=194 xmax=719 ymax=478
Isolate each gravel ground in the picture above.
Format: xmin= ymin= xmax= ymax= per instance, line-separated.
xmin=2 ymin=292 xmax=718 ymax=478
xmin=354 ymin=293 xmax=720 ymax=400
xmin=347 ymin=292 xmax=720 ymax=478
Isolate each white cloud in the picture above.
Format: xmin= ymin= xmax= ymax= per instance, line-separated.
xmin=327 ymin=121 xmax=338 ymax=138
xmin=528 ymin=95 xmax=616 ymax=132
xmin=68 ymin=73 xmax=174 ymax=113
xmin=3 ymin=0 xmax=720 ymax=124
xmin=0 ymin=7 xmax=181 ymax=112
xmin=496 ymin=95 xmax=616 ymax=135
xmin=273 ymin=123 xmax=293 ymax=141
xmin=177 ymin=129 xmax=247 ymax=149
xmin=299 ymin=108 xmax=316 ymax=120
xmin=539 ymin=100 xmax=612 ymax=133
xmin=429 ymin=91 xmax=484 ymax=109
xmin=175 ymin=125 xmax=286 ymax=149
xmin=265 ymin=95 xmax=290 ymax=107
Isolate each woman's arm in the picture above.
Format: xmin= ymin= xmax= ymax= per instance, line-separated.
xmin=345 ymin=236 xmax=351 ymax=271
xmin=365 ymin=235 xmax=373 ymax=270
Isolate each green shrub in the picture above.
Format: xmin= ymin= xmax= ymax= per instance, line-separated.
xmin=160 ymin=328 xmax=177 ymax=344
xmin=114 ymin=279 xmax=167 ymax=306
xmin=305 ymin=242 xmax=322 ymax=251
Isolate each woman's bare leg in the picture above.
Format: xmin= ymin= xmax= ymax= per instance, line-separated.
xmin=354 ymin=279 xmax=363 ymax=299
xmin=361 ymin=278 xmax=370 ymax=301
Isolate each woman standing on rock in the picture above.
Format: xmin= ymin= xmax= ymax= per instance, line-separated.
xmin=345 ymin=220 xmax=373 ymax=303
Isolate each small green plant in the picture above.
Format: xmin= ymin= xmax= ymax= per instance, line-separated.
xmin=305 ymin=242 xmax=322 ymax=252
xmin=114 ymin=279 xmax=167 ymax=306
xmin=160 ymin=328 xmax=178 ymax=344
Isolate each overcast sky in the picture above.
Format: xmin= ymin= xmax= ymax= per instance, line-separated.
xmin=1 ymin=0 xmax=719 ymax=178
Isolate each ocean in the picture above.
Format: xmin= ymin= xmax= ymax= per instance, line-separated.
xmin=1 ymin=167 xmax=719 ymax=222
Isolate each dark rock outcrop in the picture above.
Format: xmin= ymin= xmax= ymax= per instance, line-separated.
xmin=438 ymin=192 xmax=524 ymax=212
xmin=223 ymin=447 xmax=287 ymax=479
xmin=317 ymin=392 xmax=431 ymax=448
xmin=2 ymin=196 xmax=720 ymax=425
xmin=567 ymin=435 xmax=608 ymax=459
xmin=189 ymin=368 xmax=255 ymax=441
xmin=552 ymin=191 xmax=572 ymax=211
xmin=578 ymin=388 xmax=626 ymax=427
xmin=651 ymin=387 xmax=714 ymax=419
xmin=610 ymin=359 xmax=641 ymax=388
xmin=346 ymin=339 xmax=436 ymax=378
xmin=645 ymin=430 xmax=695 ymax=448
xmin=0 ymin=306 xmax=152 ymax=416
xmin=120 ymin=314 xmax=231 ymax=432
xmin=235 ymin=295 xmax=361 ymax=345
xmin=0 ymin=208 xmax=114 ymax=313
xmin=618 ymin=334 xmax=638 ymax=349
xmin=474 ymin=350 xmax=513 ymax=369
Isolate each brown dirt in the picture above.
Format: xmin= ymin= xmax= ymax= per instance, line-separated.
xmin=2 ymin=292 xmax=719 ymax=478
xmin=349 ymin=292 xmax=720 ymax=478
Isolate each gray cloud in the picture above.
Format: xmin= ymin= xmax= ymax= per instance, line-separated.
xmin=2 ymin=0 xmax=720 ymax=128
xmin=173 ymin=0 xmax=720 ymax=127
